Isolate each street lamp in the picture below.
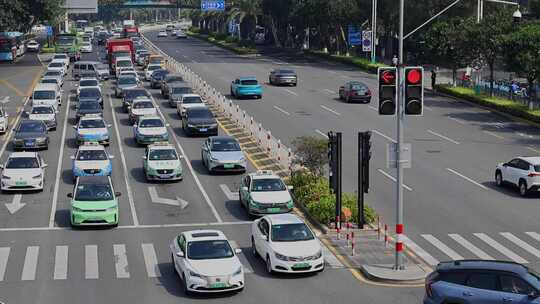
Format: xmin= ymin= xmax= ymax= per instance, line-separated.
xmin=513 ymin=6 xmax=522 ymax=22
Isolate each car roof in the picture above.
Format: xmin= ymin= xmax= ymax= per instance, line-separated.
xmin=210 ymin=136 xmax=237 ymax=142
xmin=519 ymin=157 xmax=540 ymax=164
xmin=181 ymin=94 xmax=201 ymax=98
xmin=77 ymin=175 xmax=110 ymax=184
xmin=139 ymin=115 xmax=161 ymax=120
xmin=148 ymin=142 xmax=175 ymax=150
xmin=8 ymin=152 xmax=38 ymax=158
xmin=436 ymin=260 xmax=530 ymax=275
xmin=34 ymin=83 xmax=58 ymax=91
xmin=250 ymin=170 xmax=280 ymax=180
xmin=183 ymin=230 xmax=227 ymax=242
xmin=78 ymin=143 xmax=106 ymax=151
xmin=266 ymin=213 xmax=303 ymax=225
xmin=238 ymin=76 xmax=257 ymax=81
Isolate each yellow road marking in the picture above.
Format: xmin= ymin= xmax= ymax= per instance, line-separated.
xmin=0 ymin=80 xmax=25 ymax=97
xmin=25 ymin=67 xmax=44 ymax=97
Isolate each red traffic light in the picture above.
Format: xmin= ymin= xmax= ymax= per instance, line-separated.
xmin=406 ymin=69 xmax=422 ymax=85
xmin=380 ymin=70 xmax=396 ymax=84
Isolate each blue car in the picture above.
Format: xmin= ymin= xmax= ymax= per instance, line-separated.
xmin=230 ymin=77 xmax=262 ymax=99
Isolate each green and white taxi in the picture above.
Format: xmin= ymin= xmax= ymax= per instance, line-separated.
xmin=134 ymin=115 xmax=170 ymax=145
xmin=143 ymin=142 xmax=183 ymax=181
xmin=239 ymin=170 xmax=294 ymax=216
xmin=68 ymin=175 xmax=120 ymax=227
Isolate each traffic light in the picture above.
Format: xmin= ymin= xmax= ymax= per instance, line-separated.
xmin=404 ymin=67 xmax=424 ymax=115
xmin=377 ymin=67 xmax=397 ymax=115
xmin=361 ymin=131 xmax=371 ymax=193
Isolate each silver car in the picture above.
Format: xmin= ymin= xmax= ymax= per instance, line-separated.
xmin=114 ymin=75 xmax=139 ymax=98
xmin=201 ymin=136 xmax=246 ymax=174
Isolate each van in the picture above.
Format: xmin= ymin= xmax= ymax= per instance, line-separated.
xmin=31 ymin=83 xmax=62 ymax=110
xmin=72 ymin=61 xmax=100 ymax=80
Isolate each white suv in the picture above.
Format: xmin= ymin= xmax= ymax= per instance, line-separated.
xmin=495 ymin=156 xmax=540 ymax=196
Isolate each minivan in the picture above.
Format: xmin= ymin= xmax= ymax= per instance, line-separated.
xmin=31 ymin=83 xmax=62 ymax=110
xmin=72 ymin=61 xmax=101 ymax=80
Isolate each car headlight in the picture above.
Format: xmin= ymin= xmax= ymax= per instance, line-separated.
xmin=209 ymin=123 xmax=218 ymax=128
xmin=2 ymin=175 xmax=11 ymax=180
xmin=313 ymin=249 xmax=322 ymax=259
xmin=146 ymin=166 xmax=158 ymax=175
xmin=275 ymin=252 xmax=289 ymax=261
xmin=188 ymin=270 xmax=203 ymax=279
xmin=232 ymin=266 xmax=242 ymax=276
xmin=187 ymin=124 xmax=195 ymax=128
xmin=209 ymin=155 xmax=219 ymax=162
xmin=32 ymin=174 xmax=42 ymax=179
xmin=286 ymin=200 xmax=294 ymax=209
xmin=106 ymin=206 xmax=117 ymax=212
xmin=72 ymin=206 xmax=83 ymax=212
xmin=36 ymin=137 xmax=47 ymax=143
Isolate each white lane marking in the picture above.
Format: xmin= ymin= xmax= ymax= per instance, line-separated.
xmin=53 ymin=245 xmax=68 ymax=280
xmin=424 ymin=106 xmax=433 ymax=112
xmin=368 ymin=105 xmax=378 ymax=111
xmin=85 ymin=245 xmax=99 ymax=279
xmin=448 ymin=234 xmax=494 ymax=260
xmin=229 ymin=240 xmax=253 ymax=274
xmin=142 ymin=243 xmax=161 ymax=278
xmin=340 ymin=75 xmax=349 ymax=79
xmin=329 ymin=71 xmax=338 ymax=75
xmin=153 ymin=96 xmax=223 ymax=223
xmin=474 ymin=233 xmax=528 ymax=264
xmin=517 ymin=132 xmax=533 ymax=138
xmin=320 ymin=105 xmax=341 ymax=116
xmin=191 ymin=60 xmax=197 ymax=63
xmin=273 ymin=105 xmax=290 ymax=116
xmin=427 ymin=129 xmax=460 ymax=144
xmin=446 ymin=168 xmax=488 ymax=190
xmin=109 ymin=94 xmax=139 ymax=226
xmin=483 ymin=130 xmax=504 ymax=139
xmin=525 ymin=232 xmax=540 ymax=243
xmin=376 ymin=169 xmax=413 ymax=191
xmin=114 ymin=244 xmax=130 ymax=278
xmin=0 ymin=248 xmax=9 ymax=281
xmin=321 ymin=244 xmax=345 ymax=268
xmin=21 ymin=246 xmax=39 ymax=281
xmin=500 ymin=233 xmax=540 ymax=259
xmin=5 ymin=194 xmax=25 ymax=214
xmin=323 ymin=89 xmax=336 ymax=94
xmin=401 ymin=235 xmax=439 ymax=266
xmin=48 ymin=93 xmax=71 ymax=227
xmin=422 ymin=234 xmax=464 ymax=260
xmin=527 ymin=147 xmax=540 ymax=153
xmin=448 ymin=116 xmax=466 ymax=125
xmin=284 ymin=89 xmax=298 ymax=96
xmin=372 ymin=129 xmax=396 ymax=143
xmin=315 ymin=129 xmax=329 ymax=138
xmin=220 ymin=184 xmax=239 ymax=201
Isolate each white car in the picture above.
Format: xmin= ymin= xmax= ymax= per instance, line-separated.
xmin=71 ymin=142 xmax=114 ymax=181
xmin=47 ymin=61 xmax=66 ymax=76
xmin=81 ymin=42 xmax=93 ymax=53
xmin=145 ymin=64 xmax=162 ymax=81
xmin=239 ymin=170 xmax=294 ymax=216
xmin=176 ymin=94 xmax=205 ymax=117
xmin=27 ymin=105 xmax=57 ymax=130
xmin=129 ymin=98 xmax=157 ymax=123
xmin=52 ymin=54 xmax=70 ymax=67
xmin=77 ymin=78 xmax=101 ymax=95
xmin=176 ymin=30 xmax=187 ymax=39
xmin=170 ymin=230 xmax=244 ymax=294
xmin=495 ymin=157 xmax=540 ymax=197
xmin=119 ymin=70 xmax=140 ymax=83
xmin=133 ymin=116 xmax=169 ymax=145
xmin=143 ymin=142 xmax=183 ymax=181
xmin=27 ymin=40 xmax=40 ymax=52
xmin=0 ymin=107 xmax=8 ymax=134
xmin=251 ymin=213 xmax=324 ymax=274
xmin=42 ymin=70 xmax=64 ymax=87
xmin=158 ymin=31 xmax=167 ymax=37
xmin=74 ymin=115 xmax=111 ymax=145
xmin=0 ymin=152 xmax=47 ymax=192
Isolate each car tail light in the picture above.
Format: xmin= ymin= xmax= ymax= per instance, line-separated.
xmin=528 ymin=172 xmax=540 ymax=177
xmin=366 ymin=89 xmax=371 ymax=96
xmin=425 ymin=272 xmax=438 ymax=298
xmin=350 ymin=91 xmax=357 ymax=96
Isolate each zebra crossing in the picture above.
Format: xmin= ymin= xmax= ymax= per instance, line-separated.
xmin=0 ymin=241 xmax=344 ymax=283
xmin=404 ymin=231 xmax=540 ymax=267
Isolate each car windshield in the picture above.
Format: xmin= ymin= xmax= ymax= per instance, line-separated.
xmin=351 ymin=83 xmax=367 ymax=90
xmin=44 ymin=71 xmax=61 ymax=77
xmin=187 ymin=240 xmax=234 ymax=260
xmin=77 ymin=150 xmax=107 ymax=161
xmin=271 ymin=223 xmax=315 ymax=242
xmin=31 ymin=107 xmax=54 ymax=114
xmin=188 ymin=109 xmax=212 ymax=119
xmin=182 ymin=96 xmax=202 ymax=104
xmin=278 ymin=70 xmax=295 ymax=74
xmin=139 ymin=119 xmax=163 ymax=128
xmin=74 ymin=182 xmax=113 ymax=201
xmin=147 ymin=65 xmax=160 ymax=71
xmin=40 ymin=79 xmax=57 ymax=84
xmin=172 ymin=87 xmax=191 ymax=94
xmin=121 ymin=72 xmax=137 ymax=78
xmin=125 ymin=90 xmax=147 ymax=99
xmin=18 ymin=121 xmax=45 ymax=133
xmin=133 ymin=101 xmax=154 ymax=109
xmin=97 ymin=64 xmax=108 ymax=70
xmin=33 ymin=90 xmax=55 ymax=100
xmin=53 ymin=55 xmax=67 ymax=59
xmin=49 ymin=62 xmax=63 ymax=68
xmin=211 ymin=139 xmax=240 ymax=151
xmin=116 ymin=60 xmax=132 ymax=68
xmin=5 ymin=157 xmax=39 ymax=169
xmin=79 ymin=102 xmax=101 ymax=110
xmin=152 ymin=71 xmax=168 ymax=78
xmin=167 ymin=76 xmax=182 ymax=83
xmin=149 ymin=149 xmax=178 ymax=160
xmin=240 ymin=79 xmax=258 ymax=85
xmin=79 ymin=89 xmax=100 ymax=98
xmin=118 ymin=77 xmax=137 ymax=85
xmin=80 ymin=119 xmax=105 ymax=128
xmin=251 ymin=178 xmax=286 ymax=192
xmin=80 ymin=80 xmax=98 ymax=87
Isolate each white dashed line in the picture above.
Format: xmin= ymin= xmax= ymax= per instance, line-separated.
xmin=284 ymin=89 xmax=298 ymax=96
xmin=368 ymin=105 xmax=378 ymax=111
xmin=273 ymin=105 xmax=290 ymax=116
xmin=320 ymin=105 xmax=341 ymax=116
xmin=527 ymin=147 xmax=540 ymax=153
xmin=427 ymin=129 xmax=460 ymax=144
xmin=376 ymin=169 xmax=413 ymax=191
xmin=323 ymin=89 xmax=336 ymax=94
xmin=448 ymin=116 xmax=466 ymax=125
xmin=315 ymin=129 xmax=329 ymax=138
xmin=483 ymin=130 xmax=504 ymax=139
xmin=372 ymin=129 xmax=396 ymax=143
xmin=446 ymin=168 xmax=488 ymax=190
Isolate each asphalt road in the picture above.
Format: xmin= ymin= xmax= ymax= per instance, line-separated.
xmin=0 ymin=45 xmax=423 ymax=303
xmin=145 ymin=31 xmax=540 ymax=270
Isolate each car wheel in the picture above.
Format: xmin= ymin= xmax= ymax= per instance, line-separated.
xmin=171 ymin=254 xmax=177 ymax=274
xmin=230 ymin=88 xmax=235 ymax=98
xmin=519 ymin=180 xmax=528 ymax=197
xmin=268 ymin=77 xmax=272 ymax=85
xmin=266 ymin=255 xmax=273 ymax=274
xmin=251 ymin=237 xmax=258 ymax=257
xmin=495 ymin=171 xmax=503 ymax=187
xmin=182 ymin=273 xmax=191 ymax=296
xmin=346 ymin=96 xmax=351 ymax=103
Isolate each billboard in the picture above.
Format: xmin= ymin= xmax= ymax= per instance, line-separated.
xmin=63 ymin=0 xmax=98 ymax=13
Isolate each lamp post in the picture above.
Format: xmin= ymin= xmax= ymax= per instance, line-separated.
xmin=477 ymin=0 xmax=522 ymax=23
xmin=371 ymin=0 xmax=377 ymax=64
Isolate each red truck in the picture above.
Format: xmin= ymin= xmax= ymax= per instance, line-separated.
xmin=106 ymin=38 xmax=134 ymax=71
xmin=123 ymin=26 xmax=139 ymax=38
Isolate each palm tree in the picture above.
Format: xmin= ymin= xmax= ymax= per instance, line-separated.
xmin=228 ymin=0 xmax=261 ymax=40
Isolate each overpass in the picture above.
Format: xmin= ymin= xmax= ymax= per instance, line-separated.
xmin=122 ymin=0 xmax=199 ymax=9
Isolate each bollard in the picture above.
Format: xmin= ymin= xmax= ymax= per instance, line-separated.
xmin=351 ymin=231 xmax=355 ymax=256
xmin=384 ymin=224 xmax=388 ymax=247
xmin=377 ymin=216 xmax=381 ymax=240
xmin=336 ymin=215 xmax=341 ymax=240
xmin=346 ymin=232 xmax=350 ymax=248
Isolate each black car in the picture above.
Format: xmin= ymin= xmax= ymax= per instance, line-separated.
xmin=12 ymin=120 xmax=49 ymax=150
xmin=182 ymin=107 xmax=218 ymax=136
xmin=269 ymin=69 xmax=298 ymax=86
xmin=150 ymin=70 xmax=170 ymax=89
xmin=338 ymin=81 xmax=371 ymax=103
xmin=96 ymin=32 xmax=109 ymax=45
xmin=122 ymin=88 xmax=151 ymax=112
xmin=160 ymin=74 xmax=184 ymax=98
xmin=78 ymin=87 xmax=103 ymax=108
xmin=76 ymin=102 xmax=103 ymax=121
xmin=168 ymin=83 xmax=192 ymax=107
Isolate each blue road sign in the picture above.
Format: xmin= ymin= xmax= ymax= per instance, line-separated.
xmin=348 ymin=25 xmax=361 ymax=46
xmin=201 ymin=0 xmax=225 ymax=11
xmin=46 ymin=26 xmax=53 ymax=36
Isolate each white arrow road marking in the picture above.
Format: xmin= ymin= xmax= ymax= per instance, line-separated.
xmin=148 ymin=186 xmax=188 ymax=208
xmin=0 ymin=96 xmax=10 ymax=104
xmin=5 ymin=194 xmax=25 ymax=214
xmin=220 ymin=184 xmax=239 ymax=201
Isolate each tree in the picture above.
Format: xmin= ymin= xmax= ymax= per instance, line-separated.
xmin=229 ymin=0 xmax=261 ymax=40
xmin=0 ymin=0 xmax=64 ymax=32
xmin=291 ymin=136 xmax=329 ymax=177
xmin=531 ymin=0 xmax=540 ymax=19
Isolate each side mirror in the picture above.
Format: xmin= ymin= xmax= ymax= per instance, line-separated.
xmin=142 ymin=155 xmax=146 ymax=159
xmin=72 ymin=126 xmax=77 ymax=129
xmin=55 ymin=111 xmax=59 ymax=114
xmin=175 ymin=251 xmax=184 ymax=258
xmin=108 ymin=155 xmax=115 ymax=159
xmin=241 ymin=186 xmax=248 ymax=192
xmin=165 ymin=123 xmax=170 ymax=127
xmin=503 ymin=163 xmax=508 ymax=167
xmin=234 ymin=248 xmax=242 ymax=254
xmin=42 ymin=163 xmax=48 ymax=168
xmin=74 ymin=84 xmax=79 ymax=87
xmin=70 ymin=155 xmax=75 ymax=160
xmin=0 ymin=164 xmax=4 ymax=169
xmin=287 ymin=185 xmax=294 ymax=191
xmin=67 ymin=193 xmax=73 ymax=198
xmin=107 ymin=124 xmax=112 ymax=128
xmin=528 ymin=291 xmax=539 ymax=299
xmin=25 ymin=111 xmax=30 ymax=116
xmin=133 ymin=124 xmax=137 ymax=128
xmin=115 ymin=191 xmax=122 ymax=197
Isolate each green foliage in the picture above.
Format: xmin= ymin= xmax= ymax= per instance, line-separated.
xmin=186 ymin=30 xmax=258 ymax=55
xmin=502 ymin=23 xmax=540 ymax=87
xmin=41 ymin=47 xmax=55 ymax=53
xmin=291 ymin=136 xmax=329 ymax=177
xmin=304 ymin=50 xmax=385 ymax=74
xmin=0 ymin=0 xmax=64 ymax=32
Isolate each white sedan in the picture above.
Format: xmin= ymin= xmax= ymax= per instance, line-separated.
xmin=251 ymin=213 xmax=325 ymax=274
xmin=81 ymin=42 xmax=93 ymax=53
xmin=47 ymin=61 xmax=66 ymax=76
xmin=0 ymin=107 xmax=8 ymax=134
xmin=170 ymin=230 xmax=244 ymax=294
xmin=144 ymin=64 xmax=162 ymax=81
xmin=27 ymin=40 xmax=40 ymax=52
xmin=0 ymin=152 xmax=48 ymax=192
xmin=158 ymin=31 xmax=167 ymax=37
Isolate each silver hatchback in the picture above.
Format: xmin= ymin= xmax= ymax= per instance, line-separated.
xmin=201 ymin=136 xmax=246 ymax=174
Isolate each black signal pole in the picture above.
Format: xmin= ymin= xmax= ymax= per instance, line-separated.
xmin=358 ymin=132 xmax=365 ymax=228
xmin=336 ymin=132 xmax=342 ymax=230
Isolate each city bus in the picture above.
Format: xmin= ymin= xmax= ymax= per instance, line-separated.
xmin=0 ymin=36 xmax=17 ymax=62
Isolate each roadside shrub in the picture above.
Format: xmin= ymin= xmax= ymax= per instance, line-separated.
xmin=224 ymin=36 xmax=237 ymax=44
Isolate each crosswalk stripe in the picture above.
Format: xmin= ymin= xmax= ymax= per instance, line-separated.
xmin=500 ymin=233 xmax=540 ymax=259
xmin=142 ymin=243 xmax=161 ymax=278
xmin=474 ymin=233 xmax=528 ymax=264
xmin=448 ymin=234 xmax=494 ymax=260
xmin=0 ymin=248 xmax=10 ymax=281
xmin=525 ymin=232 xmax=540 ymax=243
xmin=321 ymin=245 xmax=344 ymax=268
xmin=422 ymin=234 xmax=464 ymax=260
xmin=85 ymin=245 xmax=99 ymax=279
xmin=113 ymin=244 xmax=130 ymax=279
xmin=402 ymin=235 xmax=439 ymax=266
xmin=53 ymin=246 xmax=68 ymax=280
xmin=21 ymin=246 xmax=39 ymax=281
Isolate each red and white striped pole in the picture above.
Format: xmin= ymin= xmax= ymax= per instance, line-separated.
xmin=277 ymin=140 xmax=281 ymax=162
xmin=395 ymin=223 xmax=404 ymax=259
xmin=351 ymin=231 xmax=355 ymax=256
xmin=384 ymin=224 xmax=388 ymax=247
xmin=336 ymin=215 xmax=340 ymax=240
xmin=266 ymin=131 xmax=271 ymax=155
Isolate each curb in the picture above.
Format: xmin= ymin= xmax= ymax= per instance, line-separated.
xmin=359 ymin=264 xmax=427 ymax=285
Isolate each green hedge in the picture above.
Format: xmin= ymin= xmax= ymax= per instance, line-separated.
xmin=41 ymin=47 xmax=55 ymax=54
xmin=304 ymin=50 xmax=386 ymax=74
xmin=289 ymin=171 xmax=377 ymax=226
xmin=436 ymin=85 xmax=540 ymax=124
xmin=186 ymin=29 xmax=258 ymax=55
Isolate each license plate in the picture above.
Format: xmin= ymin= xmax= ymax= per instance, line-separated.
xmin=200 ymin=128 xmax=207 ymax=132
xmin=267 ymin=207 xmax=281 ymax=213
xmin=15 ymin=181 xmax=27 ymax=186
xmin=25 ymin=141 xmax=35 ymax=147
xmin=223 ymin=164 xmax=234 ymax=169
xmin=292 ymin=262 xmax=310 ymax=269
xmin=209 ymin=282 xmax=227 ymax=289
